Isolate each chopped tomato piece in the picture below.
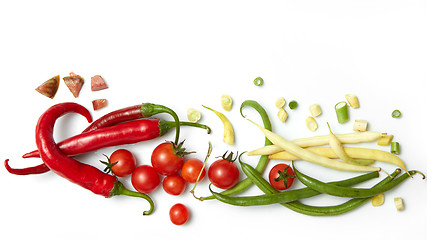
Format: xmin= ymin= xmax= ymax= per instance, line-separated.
xmin=35 ymin=75 xmax=60 ymax=99
xmin=91 ymin=75 xmax=108 ymax=91
xmin=63 ymin=75 xmax=84 ymax=98
xmin=92 ymin=99 xmax=108 ymax=110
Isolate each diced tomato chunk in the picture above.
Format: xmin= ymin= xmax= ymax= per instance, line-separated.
xmin=92 ymin=99 xmax=108 ymax=110
xmin=35 ymin=75 xmax=60 ymax=99
xmin=63 ymin=75 xmax=84 ymax=98
xmin=91 ymin=75 xmax=108 ymax=91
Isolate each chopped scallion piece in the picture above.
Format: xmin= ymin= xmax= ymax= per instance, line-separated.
xmin=392 ymin=109 xmax=401 ymax=118
xmin=289 ymin=101 xmax=298 ymax=110
xmin=391 ymin=142 xmax=400 ymax=155
xmin=253 ymin=77 xmax=264 ymax=86
xmin=335 ymin=101 xmax=349 ymax=123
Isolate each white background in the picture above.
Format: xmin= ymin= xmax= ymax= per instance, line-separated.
xmin=1 ymin=0 xmax=426 ymax=239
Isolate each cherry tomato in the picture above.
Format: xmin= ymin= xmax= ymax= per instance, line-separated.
xmin=169 ymin=203 xmax=190 ymax=225
xmin=181 ymin=158 xmax=206 ymax=183
xmin=268 ymin=163 xmax=295 ymax=190
xmin=151 ymin=142 xmax=184 ymax=176
xmin=108 ymin=149 xmax=137 ymax=177
xmin=131 ymin=165 xmax=160 ymax=194
xmin=163 ymin=175 xmax=186 ymax=196
xmin=208 ymin=152 xmax=239 ymax=189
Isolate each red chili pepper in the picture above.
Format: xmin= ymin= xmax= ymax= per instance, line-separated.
xmin=35 ymin=102 xmax=154 ymax=215
xmin=6 ymin=119 xmax=210 ymax=175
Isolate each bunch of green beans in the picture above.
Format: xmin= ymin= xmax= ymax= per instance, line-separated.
xmin=211 ymin=159 xmax=422 ymax=216
xmin=201 ymin=100 xmax=272 ymax=201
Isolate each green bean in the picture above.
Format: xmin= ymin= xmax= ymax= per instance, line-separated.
xmin=201 ymin=100 xmax=272 ymax=201
xmin=241 ymin=159 xmax=403 ymax=216
xmin=210 ymin=161 xmax=380 ymax=207
xmin=293 ymin=162 xmax=422 ymax=198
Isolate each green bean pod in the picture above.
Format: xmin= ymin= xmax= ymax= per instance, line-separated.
xmin=210 ymin=161 xmax=380 ymax=207
xmin=293 ymin=162 xmax=421 ymax=198
xmin=201 ymin=100 xmax=272 ymax=201
xmin=240 ymin=159 xmax=402 ymax=216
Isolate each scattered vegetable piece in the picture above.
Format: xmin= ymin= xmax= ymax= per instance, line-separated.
xmin=277 ymin=108 xmax=288 ymax=122
xmin=187 ymin=108 xmax=201 ymax=123
xmin=202 ymin=105 xmax=234 ymax=145
xmin=377 ymin=134 xmax=394 ymax=146
xmin=391 ymin=142 xmax=400 ymax=155
xmin=220 ymin=94 xmax=233 ymax=111
xmin=345 ymin=94 xmax=360 ymax=108
xmin=275 ymin=97 xmax=286 ymax=108
xmin=372 ymin=193 xmax=385 ymax=207
xmin=92 ymin=99 xmax=108 ymax=110
xmin=392 ymin=109 xmax=401 ymax=118
xmin=353 ymin=120 xmax=368 ymax=132
xmin=394 ymin=197 xmax=404 ymax=211
xmin=63 ymin=75 xmax=84 ymax=98
xmin=289 ymin=101 xmax=298 ymax=110
xmin=91 ymin=75 xmax=108 ymax=91
xmin=335 ymin=101 xmax=349 ymax=123
xmin=305 ymin=116 xmax=318 ymax=132
xmin=253 ymin=77 xmax=264 ymax=86
xmin=309 ymin=104 xmax=322 ymax=117
xmin=35 ymin=75 xmax=60 ymax=99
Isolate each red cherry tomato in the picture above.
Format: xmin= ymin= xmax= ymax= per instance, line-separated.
xmin=163 ymin=175 xmax=186 ymax=196
xmin=108 ymin=149 xmax=137 ymax=177
xmin=151 ymin=142 xmax=184 ymax=176
xmin=169 ymin=203 xmax=190 ymax=225
xmin=181 ymin=158 xmax=206 ymax=183
xmin=131 ymin=165 xmax=160 ymax=194
xmin=268 ymin=163 xmax=295 ymax=190
xmin=208 ymin=153 xmax=239 ymax=189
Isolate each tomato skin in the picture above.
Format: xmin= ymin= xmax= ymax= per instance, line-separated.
xmin=169 ymin=203 xmax=190 ymax=225
xmin=181 ymin=158 xmax=206 ymax=183
xmin=163 ymin=175 xmax=186 ymax=196
xmin=268 ymin=163 xmax=295 ymax=190
xmin=109 ymin=149 xmax=137 ymax=177
xmin=208 ymin=159 xmax=239 ymax=189
xmin=151 ymin=142 xmax=184 ymax=176
xmin=131 ymin=165 xmax=160 ymax=194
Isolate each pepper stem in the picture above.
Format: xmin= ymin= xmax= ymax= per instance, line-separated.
xmin=110 ymin=181 xmax=154 ymax=215
xmin=160 ymin=120 xmax=211 ymax=135
xmin=141 ymin=103 xmax=180 ymax=145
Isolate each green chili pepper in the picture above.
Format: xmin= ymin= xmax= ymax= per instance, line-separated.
xmin=293 ymin=162 xmax=422 ymax=198
xmin=201 ymin=100 xmax=272 ymax=200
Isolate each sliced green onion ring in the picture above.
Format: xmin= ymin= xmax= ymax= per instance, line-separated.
xmin=289 ymin=101 xmax=298 ymax=110
xmin=253 ymin=77 xmax=264 ymax=86
xmin=392 ymin=109 xmax=401 ymax=118
xmin=391 ymin=142 xmax=400 ymax=155
xmin=335 ymin=101 xmax=349 ymax=123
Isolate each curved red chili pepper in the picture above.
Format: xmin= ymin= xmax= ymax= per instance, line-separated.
xmin=35 ymin=102 xmax=154 ymax=215
xmin=6 ymin=119 xmax=210 ymax=175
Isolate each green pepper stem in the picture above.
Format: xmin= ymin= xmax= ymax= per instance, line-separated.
xmin=111 ymin=181 xmax=154 ymax=215
xmin=141 ymin=103 xmax=181 ymax=145
xmin=160 ymin=120 xmax=211 ymax=134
